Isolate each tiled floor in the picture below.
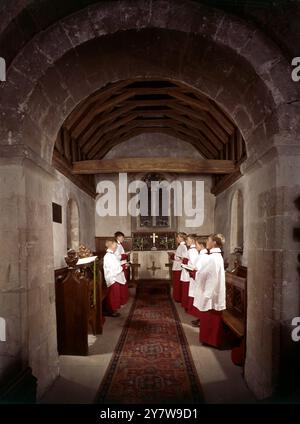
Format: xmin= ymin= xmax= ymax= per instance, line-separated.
xmin=41 ymin=287 xmax=256 ymax=404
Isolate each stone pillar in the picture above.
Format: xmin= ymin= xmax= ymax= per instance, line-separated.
xmin=0 ymin=147 xmax=59 ymax=397
xmin=275 ymin=146 xmax=300 ymax=394
xmin=243 ymin=145 xmax=300 ymax=398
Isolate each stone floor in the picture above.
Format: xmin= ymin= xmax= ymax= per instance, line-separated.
xmin=41 ymin=287 xmax=256 ymax=404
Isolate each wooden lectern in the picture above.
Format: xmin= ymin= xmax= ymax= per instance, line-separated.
xmin=55 ymin=250 xmax=107 ymax=356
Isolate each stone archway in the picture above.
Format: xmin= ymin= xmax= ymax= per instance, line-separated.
xmin=0 ymin=0 xmax=299 ymax=399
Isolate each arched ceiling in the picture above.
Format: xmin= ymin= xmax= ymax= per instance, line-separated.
xmin=55 ymin=78 xmax=245 ymax=163
xmin=1 ymin=0 xmax=298 ymax=66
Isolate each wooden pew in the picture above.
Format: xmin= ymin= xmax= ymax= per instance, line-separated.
xmin=222 ymin=266 xmax=247 ymax=366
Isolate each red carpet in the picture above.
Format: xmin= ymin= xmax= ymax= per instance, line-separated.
xmin=96 ymin=280 xmax=203 ymax=404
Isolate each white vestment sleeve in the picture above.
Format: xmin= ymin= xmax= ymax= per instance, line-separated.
xmin=104 ymin=254 xmax=123 ymax=287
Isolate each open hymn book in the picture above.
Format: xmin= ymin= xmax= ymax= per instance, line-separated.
xmin=76 ymin=256 xmax=98 ymax=266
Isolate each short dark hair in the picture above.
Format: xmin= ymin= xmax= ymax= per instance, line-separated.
xmin=114 ymin=231 xmax=125 ymax=238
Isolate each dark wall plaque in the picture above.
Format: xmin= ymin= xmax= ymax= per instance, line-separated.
xmin=52 ymin=202 xmax=62 ymax=224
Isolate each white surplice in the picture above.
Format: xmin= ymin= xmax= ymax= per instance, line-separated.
xmin=188 ymin=248 xmax=209 ymax=298
xmin=180 ymin=245 xmax=199 ymax=282
xmin=103 ymin=249 xmax=126 ymax=287
xmin=172 ymin=241 xmax=187 ymax=271
xmin=193 ymin=248 xmax=226 ymax=311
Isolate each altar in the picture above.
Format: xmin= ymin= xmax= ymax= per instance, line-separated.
xmin=130 ymin=232 xmax=176 ymax=280
xmin=131 ymin=250 xmax=173 ymax=280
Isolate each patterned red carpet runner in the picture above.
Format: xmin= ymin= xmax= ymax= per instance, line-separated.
xmin=96 ymin=280 xmax=203 ymax=404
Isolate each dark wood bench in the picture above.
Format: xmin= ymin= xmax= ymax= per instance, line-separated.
xmin=222 ymin=266 xmax=247 ymax=365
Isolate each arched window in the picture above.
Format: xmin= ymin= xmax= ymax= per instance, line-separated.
xmin=67 ymin=199 xmax=80 ymax=250
xmin=230 ymin=190 xmax=244 ymax=254
xmin=0 ymin=317 xmax=6 ymax=342
xmin=139 ymin=173 xmax=170 ymax=228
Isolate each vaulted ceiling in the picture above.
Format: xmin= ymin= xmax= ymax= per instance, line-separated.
xmin=55 ymin=79 xmax=245 ymax=162
xmin=53 ymin=78 xmax=246 ymax=196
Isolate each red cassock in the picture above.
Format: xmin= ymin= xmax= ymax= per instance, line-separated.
xmin=187 ymin=297 xmax=202 ymax=318
xmin=119 ymin=282 xmax=129 ymax=305
xmin=121 ymin=253 xmax=130 ymax=283
xmin=119 ymin=264 xmax=129 ymax=305
xmin=181 ymin=281 xmax=190 ymax=310
xmin=172 ymin=271 xmax=182 ymax=302
xmin=105 ymin=283 xmax=121 ymax=312
xmin=187 ymin=269 xmax=200 ymax=316
xmin=180 ymin=257 xmax=190 ymax=309
xmin=198 ymin=310 xmax=226 ymax=348
xmin=231 ymin=340 xmax=245 ymax=366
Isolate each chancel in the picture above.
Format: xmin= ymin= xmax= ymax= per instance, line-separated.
xmin=0 ymin=0 xmax=300 ymax=407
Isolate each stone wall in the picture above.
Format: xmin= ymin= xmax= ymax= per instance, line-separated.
xmin=177 ymin=174 xmax=215 ymax=236
xmin=2 ymin=0 xmax=300 ymax=68
xmin=274 ymin=148 xmax=300 ymax=392
xmin=52 ymin=170 xmax=95 ymax=269
xmin=215 ymin=146 xmax=300 ymax=398
xmin=216 ymin=155 xmax=279 ymax=398
xmin=0 ymin=158 xmax=59 ymax=397
xmin=0 ymin=163 xmax=26 ymax=387
xmin=0 ymin=0 xmax=299 ymax=401
xmin=105 ymin=133 xmax=204 ymax=160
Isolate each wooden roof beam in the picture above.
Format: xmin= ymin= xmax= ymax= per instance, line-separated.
xmin=168 ymin=102 xmax=229 ymax=142
xmin=170 ymin=91 xmax=235 ymax=134
xmin=64 ymin=79 xmax=133 ymax=130
xmin=71 ymin=90 xmax=138 ymax=139
xmin=165 ymin=111 xmax=224 ymax=150
xmin=73 ymin=157 xmax=236 ymax=175
xmin=78 ymin=103 xmax=137 ymax=147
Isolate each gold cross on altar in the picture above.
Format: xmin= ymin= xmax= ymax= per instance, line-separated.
xmin=151 ymin=232 xmax=158 ymax=244
xmin=147 ymin=261 xmax=161 ymax=276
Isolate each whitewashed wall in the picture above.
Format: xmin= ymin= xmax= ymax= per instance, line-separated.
xmin=52 ymin=171 xmax=95 ymax=268
xmin=95 ymin=133 xmax=215 ymax=237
